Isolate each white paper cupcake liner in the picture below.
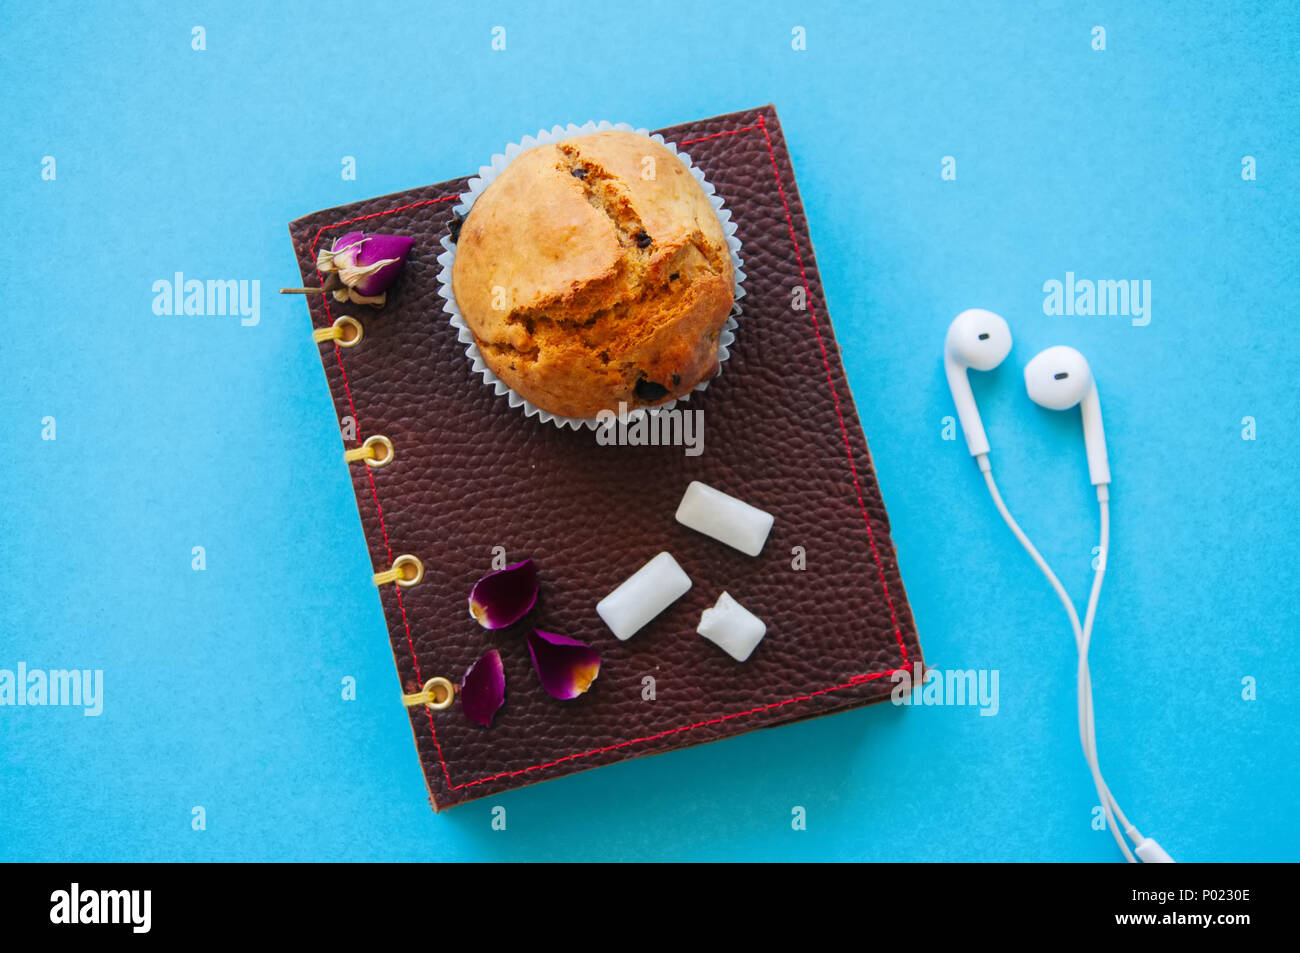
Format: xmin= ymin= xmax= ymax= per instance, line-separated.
xmin=436 ymin=120 xmax=746 ymax=431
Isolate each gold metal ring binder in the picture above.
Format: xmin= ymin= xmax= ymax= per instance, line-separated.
xmin=312 ymin=314 xmax=364 ymax=347
xmin=373 ymin=554 xmax=424 ymax=588
xmin=402 ymin=676 xmax=455 ymax=711
xmin=343 ymin=434 xmax=394 ymax=468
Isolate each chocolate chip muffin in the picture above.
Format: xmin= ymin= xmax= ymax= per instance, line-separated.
xmin=451 ymin=130 xmax=735 ymax=419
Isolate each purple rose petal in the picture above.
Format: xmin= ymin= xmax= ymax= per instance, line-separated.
xmin=468 ymin=559 xmax=539 ymax=629
xmin=329 ymin=231 xmax=414 ymax=295
xmin=460 ymin=649 xmax=505 ymax=728
xmin=527 ymin=630 xmax=600 ymax=700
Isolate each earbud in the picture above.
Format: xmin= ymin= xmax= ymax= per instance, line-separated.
xmin=1024 ymin=345 xmax=1111 ymax=486
xmin=944 ymin=309 xmax=1013 ymax=456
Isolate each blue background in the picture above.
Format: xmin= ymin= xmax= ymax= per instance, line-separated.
xmin=2 ymin=0 xmax=1296 ymax=862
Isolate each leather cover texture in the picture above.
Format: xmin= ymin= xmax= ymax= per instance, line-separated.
xmin=288 ymin=105 xmax=923 ymax=811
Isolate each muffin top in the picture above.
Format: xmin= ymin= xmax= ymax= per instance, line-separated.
xmin=451 ymin=130 xmax=735 ymax=419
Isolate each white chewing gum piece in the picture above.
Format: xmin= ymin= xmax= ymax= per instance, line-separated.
xmin=596 ymin=552 xmax=692 ymax=641
xmin=697 ymin=592 xmax=767 ymax=662
xmin=674 ymin=481 xmax=774 ymax=557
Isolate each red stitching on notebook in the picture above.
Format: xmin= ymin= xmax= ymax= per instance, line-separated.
xmin=312 ymin=195 xmax=460 ymax=789
xmin=756 ymin=114 xmax=908 ymax=665
xmin=677 ymin=121 xmax=763 ymax=146
xmin=452 ymin=667 xmax=905 ymax=790
xmin=306 ymin=115 xmax=910 ymax=794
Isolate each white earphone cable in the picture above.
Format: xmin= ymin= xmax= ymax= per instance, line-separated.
xmin=1076 ymin=494 xmax=1144 ymax=841
xmin=976 ymin=455 xmax=1138 ymax=862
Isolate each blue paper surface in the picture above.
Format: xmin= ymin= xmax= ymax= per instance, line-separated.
xmin=1 ymin=0 xmax=1296 ymax=861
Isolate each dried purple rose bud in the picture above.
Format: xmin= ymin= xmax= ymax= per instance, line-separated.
xmin=468 ymin=559 xmax=539 ymax=629
xmin=284 ymin=231 xmax=412 ymax=308
xmin=460 ymin=649 xmax=505 ymax=727
xmin=526 ymin=630 xmax=600 ymax=700
xmin=331 ymin=232 xmax=414 ymax=296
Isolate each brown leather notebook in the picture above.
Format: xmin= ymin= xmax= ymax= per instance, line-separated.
xmin=287 ymin=104 xmax=922 ymax=811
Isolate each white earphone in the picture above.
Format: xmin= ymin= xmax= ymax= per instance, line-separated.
xmin=945 ymin=308 xmax=1173 ymax=864
xmin=943 ymin=307 xmax=1012 ymax=457
xmin=1023 ymin=345 xmax=1111 ymax=486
